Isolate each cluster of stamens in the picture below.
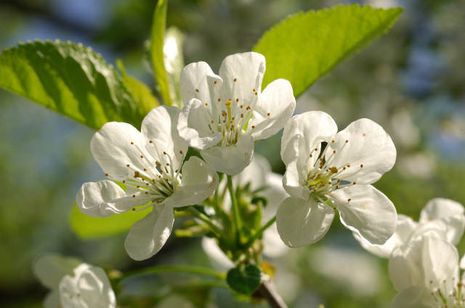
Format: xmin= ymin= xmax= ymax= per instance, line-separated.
xmin=199 ymin=78 xmax=271 ymax=146
xmin=305 ymin=139 xmax=363 ymax=203
xmin=430 ymin=278 xmax=465 ymax=308
xmin=105 ymin=140 xmax=183 ymax=208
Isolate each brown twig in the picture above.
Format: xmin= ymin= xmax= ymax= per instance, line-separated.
xmin=254 ymin=280 xmax=288 ymax=308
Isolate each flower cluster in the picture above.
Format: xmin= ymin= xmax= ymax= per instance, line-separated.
xmin=54 ymin=51 xmax=417 ymax=306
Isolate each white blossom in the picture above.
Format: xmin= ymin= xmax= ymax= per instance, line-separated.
xmin=389 ymin=235 xmax=463 ymax=308
xmin=277 ymin=111 xmax=397 ymax=247
xmin=177 ymin=52 xmax=296 ymax=175
xmin=355 ymin=198 xmax=465 ymax=258
xmin=33 ymin=255 xmax=116 ymax=308
xmin=76 ymin=106 xmax=218 ymax=260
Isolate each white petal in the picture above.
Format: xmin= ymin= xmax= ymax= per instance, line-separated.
xmin=90 ymin=122 xmax=154 ymax=181
xmin=391 ymin=287 xmax=436 ymax=308
xmin=177 ymin=99 xmax=221 ymax=150
xmin=389 ymin=240 xmax=424 ymax=291
xmin=201 ymin=238 xmax=233 ymax=270
xmin=218 ymin=52 xmax=265 ymax=105
xmin=234 ymin=154 xmax=271 ymax=190
xmin=420 ymin=198 xmax=465 ymax=245
xmin=33 ymin=255 xmax=80 ymax=290
xmin=164 ymin=156 xmax=218 ymax=208
xmin=327 ymin=118 xmax=396 ymax=184
xmin=420 ymin=198 xmax=464 ymax=221
xmin=180 ymin=61 xmax=221 ymax=106
xmin=262 ymin=172 xmax=288 ymax=221
xmin=124 ymin=204 xmax=175 ymax=260
xmin=75 ymin=265 xmax=116 ymax=308
xmin=388 ymin=236 xmax=459 ymax=291
xmin=421 ymin=236 xmax=459 ymax=292
xmin=141 ymin=106 xmax=187 ymax=170
xmin=250 ymin=79 xmax=296 ymax=140
xmin=354 ymin=215 xmax=416 ymax=258
xmin=263 ymin=224 xmax=289 ymax=258
xmin=282 ymin=160 xmax=310 ymax=200
xmin=331 ymin=185 xmax=397 ymax=245
xmin=200 ymin=134 xmax=254 ymax=175
xmin=410 ymin=220 xmax=449 ymax=242
xmin=276 ymin=197 xmax=335 ymax=247
xmin=76 ymin=180 xmax=146 ymax=216
xmin=281 ymin=111 xmax=338 ymax=166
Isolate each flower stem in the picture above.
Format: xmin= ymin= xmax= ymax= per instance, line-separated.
xmin=186 ymin=207 xmax=222 ymax=237
xmin=254 ymin=280 xmax=288 ymax=308
xmin=227 ymin=175 xmax=242 ymax=244
xmin=121 ymin=264 xmax=226 ymax=281
xmin=245 ymin=216 xmax=276 ymax=247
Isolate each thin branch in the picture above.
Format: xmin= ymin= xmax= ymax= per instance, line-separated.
xmin=255 ymin=280 xmax=288 ymax=308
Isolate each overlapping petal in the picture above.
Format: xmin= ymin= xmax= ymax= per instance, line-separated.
xmin=34 ymin=255 xmax=81 ymax=290
xmin=331 ymin=185 xmax=397 ymax=245
xmin=420 ymin=198 xmax=465 ymax=244
xmin=177 ymin=99 xmax=221 ymax=150
xmin=180 ymin=61 xmax=221 ymax=106
xmin=90 ymin=122 xmax=154 ymax=181
xmin=282 ymin=160 xmax=309 ymax=200
xmin=353 ymin=215 xmax=417 ymax=258
xmin=250 ymin=79 xmax=296 ymax=140
xmin=218 ymin=52 xmax=265 ymax=104
xmin=388 ymin=236 xmax=459 ymax=292
xmin=141 ymin=106 xmax=187 ymax=170
xmin=391 ymin=287 xmax=436 ymax=308
xmin=326 ymin=118 xmax=396 ymax=185
xmin=34 ymin=257 xmax=116 ymax=308
xmin=124 ymin=204 xmax=175 ymax=261
xmin=164 ymin=156 xmax=218 ymax=208
xmin=76 ymin=180 xmax=149 ymax=217
xmin=276 ymin=197 xmax=335 ymax=247
xmin=200 ymin=134 xmax=254 ymax=175
xmin=281 ymin=111 xmax=337 ymax=166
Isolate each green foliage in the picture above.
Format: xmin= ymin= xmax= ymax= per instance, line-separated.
xmin=226 ymin=264 xmax=261 ymax=295
xmin=117 ymin=60 xmax=160 ymax=114
xmin=150 ymin=0 xmax=172 ymax=105
xmin=70 ymin=204 xmax=151 ymax=239
xmin=253 ymin=4 xmax=403 ymax=97
xmin=0 ymin=40 xmax=148 ymax=129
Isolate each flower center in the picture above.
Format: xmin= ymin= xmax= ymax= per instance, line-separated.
xmin=120 ymin=141 xmax=183 ymax=205
xmin=305 ymin=141 xmax=356 ymax=201
xmin=202 ymin=82 xmax=261 ymax=146
xmin=126 ymin=163 xmax=181 ymax=204
xmin=208 ymin=97 xmax=254 ymax=146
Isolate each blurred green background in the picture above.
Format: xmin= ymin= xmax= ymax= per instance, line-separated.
xmin=1 ymin=0 xmax=464 ymax=307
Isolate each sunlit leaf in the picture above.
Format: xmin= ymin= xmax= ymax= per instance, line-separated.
xmin=117 ymin=60 xmax=160 ymax=114
xmin=150 ymin=0 xmax=172 ymax=105
xmin=70 ymin=204 xmax=151 ymax=239
xmin=0 ymin=40 xmax=147 ymax=129
xmin=253 ymin=4 xmax=403 ymax=97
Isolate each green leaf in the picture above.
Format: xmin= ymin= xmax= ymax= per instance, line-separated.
xmin=253 ymin=4 xmax=403 ymax=97
xmin=226 ymin=264 xmax=261 ymax=295
xmin=69 ymin=204 xmax=151 ymax=239
xmin=0 ymin=40 xmax=146 ymax=129
xmin=150 ymin=0 xmax=172 ymax=105
xmin=117 ymin=60 xmax=160 ymax=114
